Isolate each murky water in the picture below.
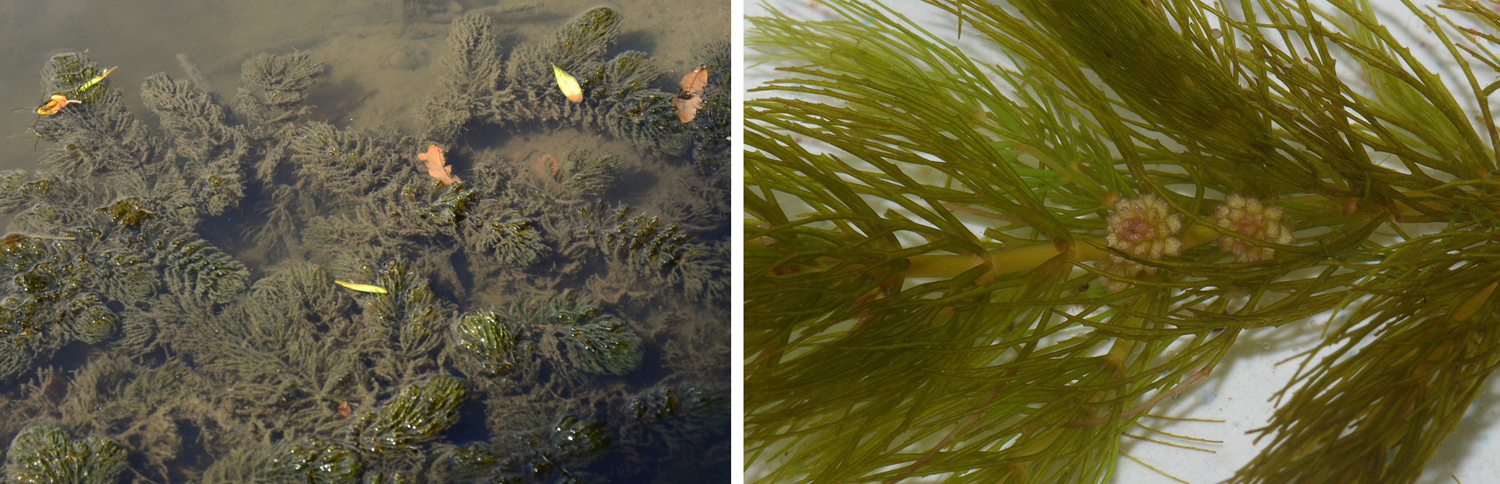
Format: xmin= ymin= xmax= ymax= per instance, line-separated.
xmin=0 ymin=0 xmax=728 ymax=481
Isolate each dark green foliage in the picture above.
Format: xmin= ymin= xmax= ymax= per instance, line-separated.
xmin=452 ymin=310 xmax=527 ymax=378
xmin=0 ymin=233 xmax=119 ymax=353
xmin=424 ymin=7 xmax=690 ymax=155
xmin=140 ymin=73 xmax=248 ymax=165
xmin=439 ymin=443 xmax=498 ymax=483
xmin=452 ymin=292 xmax=642 ymax=389
xmin=622 ymin=383 xmax=729 ymax=448
xmin=577 ymin=203 xmax=728 ymax=301
xmin=612 ymin=383 xmax=729 ymax=479
xmin=236 ymin=51 xmax=324 ymax=125
xmin=290 ymin=123 xmax=411 ymax=196
xmin=604 ymin=209 xmax=685 ymax=269
xmin=525 ymin=292 xmax=642 ymax=385
xmin=32 ymin=89 xmax=157 ymax=177
xmin=549 ymin=7 xmax=621 ymax=71
xmin=99 ymin=197 xmax=154 ymax=227
xmin=600 ymin=89 xmax=690 ymax=157
xmin=423 ymin=13 xmax=503 ymax=143
xmin=40 ymin=52 xmax=115 ymax=102
xmin=278 ymin=438 xmax=364 ymax=484
xmin=577 ymin=51 xmax=658 ymax=104
xmin=550 ymin=416 xmax=612 ymax=461
xmin=389 ymin=180 xmax=476 ymax=229
xmin=472 ymin=215 xmax=548 ymax=268
xmin=4 ymin=423 xmax=126 ymax=484
xmin=136 ymin=223 xmax=248 ymax=304
xmin=687 ymin=40 xmax=730 ymax=170
xmin=557 ymin=148 xmax=619 ymax=199
xmin=365 ymin=261 xmax=450 ymax=367
xmin=345 ymin=375 xmax=468 ymax=454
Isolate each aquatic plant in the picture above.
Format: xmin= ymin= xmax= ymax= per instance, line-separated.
xmin=236 ymin=51 xmax=325 ymax=126
xmin=346 ymin=375 xmax=468 ymax=454
xmin=0 ymin=2 xmax=727 ymax=479
xmin=278 ymin=438 xmax=364 ymax=484
xmin=423 ymin=10 xmax=694 ymax=155
xmin=453 ymin=291 xmax=643 ymax=388
xmin=577 ymin=202 xmax=729 ymax=302
xmin=746 ymin=0 xmax=1500 ymax=482
xmin=3 ymin=423 xmax=125 ymax=484
xmin=686 ymin=40 xmax=732 ymax=170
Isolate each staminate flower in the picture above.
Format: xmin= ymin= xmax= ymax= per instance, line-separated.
xmin=1212 ymin=194 xmax=1294 ymax=263
xmin=1106 ymin=194 xmax=1184 ymax=261
xmin=1097 ymin=194 xmax=1183 ymax=292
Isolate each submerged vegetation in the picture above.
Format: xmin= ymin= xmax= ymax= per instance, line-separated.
xmin=0 ymin=5 xmax=728 ymax=483
xmin=746 ymin=0 xmax=1500 ymax=482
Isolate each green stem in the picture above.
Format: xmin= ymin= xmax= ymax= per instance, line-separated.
xmin=905 ymin=224 xmax=1223 ymax=279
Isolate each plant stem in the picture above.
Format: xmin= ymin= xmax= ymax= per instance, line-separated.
xmin=905 ymin=224 xmax=1223 ymax=279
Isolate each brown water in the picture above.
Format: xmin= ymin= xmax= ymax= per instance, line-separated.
xmin=0 ymin=0 xmax=727 ymax=170
xmin=0 ymin=0 xmax=730 ymax=481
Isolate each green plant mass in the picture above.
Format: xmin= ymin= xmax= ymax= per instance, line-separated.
xmin=0 ymin=4 xmax=729 ymax=483
xmin=746 ymin=0 xmax=1500 ymax=482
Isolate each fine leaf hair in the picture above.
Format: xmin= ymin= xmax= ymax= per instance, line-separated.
xmin=746 ymin=0 xmax=1500 ymax=482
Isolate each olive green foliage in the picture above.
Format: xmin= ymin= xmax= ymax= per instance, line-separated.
xmin=471 ymin=215 xmax=548 ymax=268
xmin=422 ymin=10 xmax=697 ymax=156
xmin=279 ymin=438 xmax=364 ymax=484
xmin=0 ymin=6 xmax=726 ymax=482
xmin=686 ymin=40 xmax=732 ymax=170
xmin=40 ymin=53 xmax=114 ymax=103
xmin=0 ymin=231 xmax=130 ymax=382
xmin=556 ymin=148 xmax=620 ymax=200
xmin=346 ymin=375 xmax=467 ymax=454
xmin=290 ymin=122 xmax=409 ymax=196
xmin=747 ymin=0 xmax=1500 ymax=482
xmin=140 ymin=72 xmax=251 ymax=208
xmin=452 ymin=310 xmax=526 ymax=378
xmin=578 ymin=202 xmax=729 ymax=302
xmin=3 ymin=423 xmax=124 ymax=484
xmin=235 ymin=51 xmax=324 ymax=125
xmin=453 ymin=292 xmax=643 ymax=388
xmin=429 ymin=382 xmax=728 ymax=483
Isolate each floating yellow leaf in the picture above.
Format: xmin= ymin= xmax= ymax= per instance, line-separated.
xmin=550 ymin=62 xmax=583 ymax=103
xmin=77 ymin=66 xmax=118 ymax=92
xmin=335 ymin=280 xmax=388 ymax=294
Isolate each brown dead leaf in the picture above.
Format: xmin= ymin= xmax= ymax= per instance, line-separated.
xmin=680 ymin=65 xmax=709 ymax=96
xmin=418 ymin=144 xmax=460 ymax=185
xmin=672 ymin=95 xmax=704 ymax=123
xmin=672 ymin=65 xmax=710 ymax=124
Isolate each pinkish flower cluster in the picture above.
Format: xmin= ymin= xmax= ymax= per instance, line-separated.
xmin=1212 ymin=194 xmax=1293 ymax=262
xmin=1097 ymin=194 xmax=1183 ymax=292
xmin=1106 ymin=194 xmax=1184 ymax=261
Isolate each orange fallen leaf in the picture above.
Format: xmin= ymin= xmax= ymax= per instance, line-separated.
xmin=680 ymin=65 xmax=709 ymax=96
xmin=672 ymin=95 xmax=704 ymax=123
xmin=338 ymin=400 xmax=353 ymax=418
xmin=672 ymin=65 xmax=710 ymax=124
xmin=418 ymin=144 xmax=460 ymax=185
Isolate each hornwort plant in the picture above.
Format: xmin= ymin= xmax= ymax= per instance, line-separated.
xmin=745 ymin=0 xmax=1500 ymax=482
